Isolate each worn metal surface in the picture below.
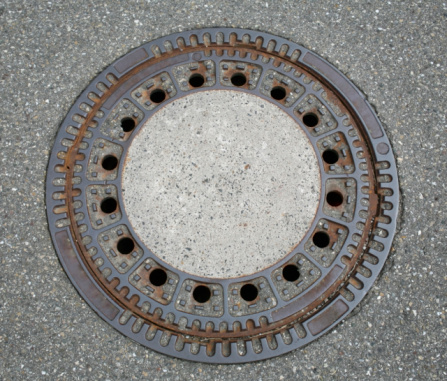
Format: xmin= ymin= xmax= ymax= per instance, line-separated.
xmin=46 ymin=28 xmax=399 ymax=363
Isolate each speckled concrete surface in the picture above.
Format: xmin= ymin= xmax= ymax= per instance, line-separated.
xmin=123 ymin=91 xmax=320 ymax=278
xmin=1 ymin=0 xmax=446 ymax=380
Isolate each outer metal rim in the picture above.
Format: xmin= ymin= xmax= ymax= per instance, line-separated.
xmin=46 ymin=28 xmax=399 ymax=363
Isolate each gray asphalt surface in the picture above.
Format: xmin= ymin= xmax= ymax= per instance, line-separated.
xmin=1 ymin=0 xmax=446 ymax=380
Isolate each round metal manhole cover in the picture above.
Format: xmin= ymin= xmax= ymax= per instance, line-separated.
xmin=46 ymin=28 xmax=399 ymax=363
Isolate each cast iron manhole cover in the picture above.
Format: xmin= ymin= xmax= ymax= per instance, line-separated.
xmin=46 ymin=28 xmax=399 ymax=363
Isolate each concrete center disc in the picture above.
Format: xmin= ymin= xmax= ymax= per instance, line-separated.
xmin=122 ymin=90 xmax=321 ymax=278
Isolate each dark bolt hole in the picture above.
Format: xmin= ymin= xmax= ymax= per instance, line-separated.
xmin=150 ymin=89 xmax=166 ymax=103
xmin=121 ymin=117 xmax=136 ymax=132
xmin=117 ymin=237 xmax=135 ymax=254
xmin=189 ymin=73 xmax=205 ymax=88
xmin=240 ymin=284 xmax=258 ymax=302
xmin=101 ymin=155 xmax=119 ymax=170
xmin=313 ymin=231 xmax=330 ymax=248
xmin=282 ymin=264 xmax=300 ymax=282
xmin=302 ymin=113 xmax=319 ymax=127
xmin=193 ymin=285 xmax=211 ymax=303
xmin=100 ymin=197 xmax=117 ymax=214
xmin=270 ymin=86 xmax=286 ymax=100
xmin=149 ymin=268 xmax=168 ymax=286
xmin=231 ymin=73 xmax=247 ymax=87
xmin=322 ymin=149 xmax=339 ymax=164
xmin=326 ymin=191 xmax=343 ymax=207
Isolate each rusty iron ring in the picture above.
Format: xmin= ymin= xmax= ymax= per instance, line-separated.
xmin=46 ymin=28 xmax=399 ymax=363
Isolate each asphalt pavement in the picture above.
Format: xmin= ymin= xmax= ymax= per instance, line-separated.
xmin=1 ymin=0 xmax=446 ymax=380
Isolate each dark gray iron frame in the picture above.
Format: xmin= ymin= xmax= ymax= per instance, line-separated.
xmin=46 ymin=28 xmax=399 ymax=363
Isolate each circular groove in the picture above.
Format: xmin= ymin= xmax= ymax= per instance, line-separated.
xmin=45 ymin=28 xmax=399 ymax=364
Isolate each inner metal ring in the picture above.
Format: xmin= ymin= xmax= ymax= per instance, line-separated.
xmin=46 ymin=28 xmax=399 ymax=363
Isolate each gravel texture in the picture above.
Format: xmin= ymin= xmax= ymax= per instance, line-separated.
xmin=1 ymin=0 xmax=446 ymax=380
xmin=123 ymin=90 xmax=320 ymax=278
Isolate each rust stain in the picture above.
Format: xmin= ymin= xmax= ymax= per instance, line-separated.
xmin=58 ymin=36 xmax=383 ymax=343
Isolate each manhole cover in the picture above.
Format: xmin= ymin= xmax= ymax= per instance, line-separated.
xmin=46 ymin=28 xmax=399 ymax=363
